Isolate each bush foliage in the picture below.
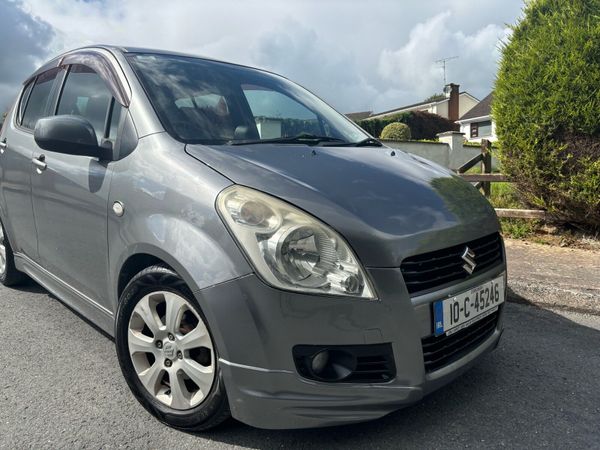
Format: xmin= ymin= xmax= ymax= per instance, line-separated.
xmin=355 ymin=110 xmax=458 ymax=140
xmin=494 ymin=0 xmax=600 ymax=230
xmin=380 ymin=122 xmax=411 ymax=140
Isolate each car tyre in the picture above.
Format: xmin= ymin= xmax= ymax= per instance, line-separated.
xmin=115 ymin=264 xmax=230 ymax=431
xmin=0 ymin=219 xmax=27 ymax=286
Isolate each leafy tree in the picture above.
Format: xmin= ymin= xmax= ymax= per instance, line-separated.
xmin=424 ymin=93 xmax=446 ymax=102
xmin=494 ymin=0 xmax=600 ymax=230
xmin=380 ymin=122 xmax=411 ymax=140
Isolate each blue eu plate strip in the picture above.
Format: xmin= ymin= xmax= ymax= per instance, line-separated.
xmin=434 ymin=301 xmax=444 ymax=336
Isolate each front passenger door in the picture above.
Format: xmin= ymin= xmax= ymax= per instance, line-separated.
xmin=30 ymin=64 xmax=123 ymax=309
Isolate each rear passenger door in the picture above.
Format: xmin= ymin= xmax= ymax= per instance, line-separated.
xmin=0 ymin=68 xmax=62 ymax=260
xmin=30 ymin=64 xmax=123 ymax=307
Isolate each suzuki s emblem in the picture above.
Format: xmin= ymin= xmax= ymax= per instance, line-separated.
xmin=163 ymin=342 xmax=176 ymax=359
xmin=461 ymin=246 xmax=477 ymax=274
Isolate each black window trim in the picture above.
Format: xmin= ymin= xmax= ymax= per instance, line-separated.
xmin=470 ymin=122 xmax=478 ymax=139
xmin=48 ymin=66 xmax=70 ymax=117
xmin=104 ymin=97 xmax=117 ymax=140
xmin=51 ymin=65 xmax=69 ymax=117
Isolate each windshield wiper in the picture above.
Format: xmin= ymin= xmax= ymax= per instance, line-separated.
xmin=229 ymin=134 xmax=348 ymax=146
xmin=324 ymin=137 xmax=383 ymax=147
xmin=348 ymin=137 xmax=383 ymax=147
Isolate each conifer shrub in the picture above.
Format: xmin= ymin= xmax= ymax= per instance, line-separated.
xmin=494 ymin=0 xmax=600 ymax=230
xmin=380 ymin=122 xmax=411 ymax=140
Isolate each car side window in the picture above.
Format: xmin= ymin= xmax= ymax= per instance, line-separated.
xmin=21 ymin=68 xmax=60 ymax=130
xmin=57 ymin=65 xmax=113 ymax=143
xmin=17 ymin=81 xmax=34 ymax=126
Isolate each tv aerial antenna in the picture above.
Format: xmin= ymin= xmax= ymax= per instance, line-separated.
xmin=435 ymin=56 xmax=459 ymax=85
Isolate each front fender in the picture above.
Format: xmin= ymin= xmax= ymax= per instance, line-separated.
xmin=109 ymin=213 xmax=252 ymax=312
xmin=107 ymin=134 xmax=252 ymax=314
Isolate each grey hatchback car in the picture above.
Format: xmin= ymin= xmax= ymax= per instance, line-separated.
xmin=0 ymin=46 xmax=506 ymax=431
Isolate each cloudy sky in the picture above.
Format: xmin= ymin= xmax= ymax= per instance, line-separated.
xmin=1 ymin=0 xmax=524 ymax=113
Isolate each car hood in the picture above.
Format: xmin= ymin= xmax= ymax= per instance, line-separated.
xmin=185 ymin=143 xmax=499 ymax=267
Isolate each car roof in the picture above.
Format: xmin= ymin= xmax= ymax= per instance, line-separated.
xmin=26 ymin=45 xmax=275 ymax=84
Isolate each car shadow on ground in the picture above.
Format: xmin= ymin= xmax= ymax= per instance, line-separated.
xmin=14 ymin=277 xmax=115 ymax=340
xmin=13 ymin=278 xmax=48 ymax=294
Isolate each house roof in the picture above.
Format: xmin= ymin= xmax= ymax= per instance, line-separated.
xmin=368 ymin=91 xmax=479 ymax=119
xmin=369 ymin=100 xmax=440 ymax=118
xmin=345 ymin=111 xmax=373 ymax=121
xmin=460 ymin=92 xmax=493 ymax=121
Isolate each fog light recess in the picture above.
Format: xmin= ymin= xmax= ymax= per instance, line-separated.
xmin=308 ymin=349 xmax=356 ymax=381
xmin=293 ymin=344 xmax=396 ymax=383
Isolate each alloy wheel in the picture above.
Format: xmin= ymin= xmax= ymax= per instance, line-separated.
xmin=128 ymin=291 xmax=215 ymax=410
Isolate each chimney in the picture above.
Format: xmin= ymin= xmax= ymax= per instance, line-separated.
xmin=445 ymin=83 xmax=460 ymax=121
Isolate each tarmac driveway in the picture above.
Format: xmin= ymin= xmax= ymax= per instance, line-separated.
xmin=1 ymin=280 xmax=599 ymax=449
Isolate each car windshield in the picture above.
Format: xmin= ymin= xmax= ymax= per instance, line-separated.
xmin=127 ymin=53 xmax=369 ymax=145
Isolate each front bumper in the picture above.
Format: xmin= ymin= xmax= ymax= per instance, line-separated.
xmin=194 ymin=265 xmax=506 ymax=429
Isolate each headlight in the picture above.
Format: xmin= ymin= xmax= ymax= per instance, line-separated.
xmin=216 ymin=186 xmax=376 ymax=299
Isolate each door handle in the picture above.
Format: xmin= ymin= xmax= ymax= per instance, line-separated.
xmin=32 ymin=155 xmax=47 ymax=172
xmin=0 ymin=140 xmax=6 ymax=154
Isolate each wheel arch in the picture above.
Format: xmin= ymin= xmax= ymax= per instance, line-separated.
xmin=114 ymin=244 xmax=202 ymax=306
xmin=117 ymin=252 xmax=165 ymax=299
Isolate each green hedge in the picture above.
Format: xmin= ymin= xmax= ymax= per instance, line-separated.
xmin=494 ymin=0 xmax=600 ymax=230
xmin=355 ymin=110 xmax=458 ymax=140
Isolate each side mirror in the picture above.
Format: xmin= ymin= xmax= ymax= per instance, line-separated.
xmin=34 ymin=115 xmax=113 ymax=160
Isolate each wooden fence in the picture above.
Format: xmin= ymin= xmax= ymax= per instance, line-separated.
xmin=456 ymin=140 xmax=547 ymax=220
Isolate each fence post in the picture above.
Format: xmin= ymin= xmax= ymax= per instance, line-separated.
xmin=481 ymin=139 xmax=492 ymax=197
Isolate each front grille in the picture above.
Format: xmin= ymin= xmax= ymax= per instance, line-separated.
xmin=400 ymin=232 xmax=503 ymax=296
xmin=421 ymin=309 xmax=499 ymax=373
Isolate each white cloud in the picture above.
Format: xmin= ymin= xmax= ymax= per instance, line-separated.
xmin=377 ymin=11 xmax=511 ymax=108
xmin=2 ymin=0 xmax=522 ymax=114
xmin=250 ymin=19 xmax=379 ymax=112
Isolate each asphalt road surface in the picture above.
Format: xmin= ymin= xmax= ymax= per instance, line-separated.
xmin=1 ymin=280 xmax=599 ymax=449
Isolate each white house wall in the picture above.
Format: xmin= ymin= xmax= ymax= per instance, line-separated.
xmin=459 ymin=117 xmax=498 ymax=143
xmin=382 ymin=138 xmax=499 ymax=170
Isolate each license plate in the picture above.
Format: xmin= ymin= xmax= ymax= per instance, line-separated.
xmin=433 ymin=275 xmax=505 ymax=336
